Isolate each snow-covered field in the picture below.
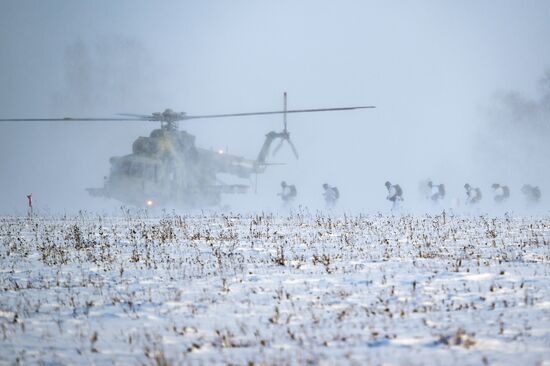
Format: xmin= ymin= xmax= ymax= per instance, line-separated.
xmin=0 ymin=211 xmax=549 ymax=365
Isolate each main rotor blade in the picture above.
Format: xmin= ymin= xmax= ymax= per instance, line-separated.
xmin=117 ymin=113 xmax=152 ymax=119
xmin=0 ymin=117 xmax=145 ymax=122
xmin=184 ymin=105 xmax=375 ymax=120
xmin=1 ymin=104 xmax=375 ymax=122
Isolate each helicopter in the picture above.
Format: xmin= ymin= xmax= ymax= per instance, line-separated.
xmin=0 ymin=93 xmax=374 ymax=208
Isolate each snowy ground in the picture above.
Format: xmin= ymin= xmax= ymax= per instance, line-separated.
xmin=0 ymin=211 xmax=549 ymax=365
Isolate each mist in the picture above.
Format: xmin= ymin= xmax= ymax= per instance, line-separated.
xmin=1 ymin=1 xmax=549 ymax=215
xmin=478 ymin=71 xmax=550 ymax=182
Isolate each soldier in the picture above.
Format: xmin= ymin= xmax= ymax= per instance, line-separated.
xmin=26 ymin=193 xmax=33 ymax=217
xmin=427 ymin=181 xmax=446 ymax=202
xmin=385 ymin=181 xmax=404 ymax=210
xmin=521 ymin=184 xmax=541 ymax=204
xmin=492 ymin=183 xmax=510 ymax=203
xmin=419 ymin=178 xmax=432 ymax=200
xmin=279 ymin=181 xmax=297 ymax=205
xmin=464 ymin=183 xmax=482 ymax=205
xmin=322 ymin=183 xmax=339 ymax=208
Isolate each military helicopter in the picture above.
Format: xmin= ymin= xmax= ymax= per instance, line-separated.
xmin=1 ymin=93 xmax=374 ymax=208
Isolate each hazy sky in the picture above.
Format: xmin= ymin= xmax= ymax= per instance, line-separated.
xmin=1 ymin=1 xmax=549 ymax=214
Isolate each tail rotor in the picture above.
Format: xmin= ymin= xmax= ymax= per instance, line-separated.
xmin=272 ymin=92 xmax=299 ymax=160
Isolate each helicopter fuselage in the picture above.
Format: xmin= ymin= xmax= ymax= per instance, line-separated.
xmin=87 ymin=127 xmax=257 ymax=208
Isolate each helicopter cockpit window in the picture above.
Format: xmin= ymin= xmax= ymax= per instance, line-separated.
xmin=123 ymin=161 xmax=157 ymax=179
xmin=112 ymin=161 xmax=131 ymax=175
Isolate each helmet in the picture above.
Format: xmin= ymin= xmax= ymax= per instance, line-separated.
xmin=281 ymin=181 xmax=287 ymax=187
xmin=384 ymin=181 xmax=391 ymax=188
xmin=322 ymin=183 xmax=329 ymax=189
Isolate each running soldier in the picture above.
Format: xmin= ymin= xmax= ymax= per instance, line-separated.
xmin=428 ymin=181 xmax=446 ymax=202
xmin=464 ymin=183 xmax=482 ymax=205
xmin=322 ymin=183 xmax=339 ymax=208
xmin=385 ymin=181 xmax=404 ymax=210
xmin=279 ymin=181 xmax=297 ymax=205
xmin=521 ymin=184 xmax=541 ymax=204
xmin=492 ymin=183 xmax=510 ymax=203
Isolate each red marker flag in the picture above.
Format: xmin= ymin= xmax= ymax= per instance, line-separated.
xmin=27 ymin=194 xmax=32 ymax=208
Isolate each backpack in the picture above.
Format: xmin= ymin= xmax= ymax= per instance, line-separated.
xmin=438 ymin=184 xmax=446 ymax=198
xmin=289 ymin=185 xmax=297 ymax=197
xmin=475 ymin=188 xmax=482 ymax=200
xmin=394 ymin=184 xmax=403 ymax=197
xmin=333 ymin=187 xmax=340 ymax=199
